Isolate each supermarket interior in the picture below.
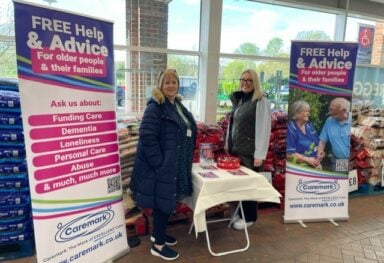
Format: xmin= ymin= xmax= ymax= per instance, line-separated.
xmin=1 ymin=0 xmax=384 ymax=262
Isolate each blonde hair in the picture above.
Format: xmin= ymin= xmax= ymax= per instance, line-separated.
xmin=157 ymin=69 xmax=179 ymax=91
xmin=239 ymin=69 xmax=263 ymax=101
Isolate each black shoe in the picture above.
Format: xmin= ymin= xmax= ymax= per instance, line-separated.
xmin=150 ymin=234 xmax=177 ymax=246
xmin=128 ymin=236 xmax=140 ymax=248
xmin=151 ymin=245 xmax=179 ymax=260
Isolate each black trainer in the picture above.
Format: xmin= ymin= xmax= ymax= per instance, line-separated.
xmin=151 ymin=245 xmax=179 ymax=260
xmin=150 ymin=234 xmax=177 ymax=246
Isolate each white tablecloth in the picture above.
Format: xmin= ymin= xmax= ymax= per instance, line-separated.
xmin=183 ymin=163 xmax=282 ymax=235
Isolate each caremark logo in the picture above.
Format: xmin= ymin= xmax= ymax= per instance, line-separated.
xmin=55 ymin=208 xmax=114 ymax=242
xmin=296 ymin=180 xmax=340 ymax=195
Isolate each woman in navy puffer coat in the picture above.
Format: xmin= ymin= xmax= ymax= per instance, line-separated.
xmin=130 ymin=69 xmax=197 ymax=260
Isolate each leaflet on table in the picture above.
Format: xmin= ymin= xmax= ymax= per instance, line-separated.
xmin=13 ymin=1 xmax=128 ymax=263
xmin=198 ymin=172 xmax=218 ymax=178
xmin=227 ymin=169 xmax=248 ymax=176
xmin=199 ymin=143 xmax=214 ymax=167
xmin=200 ymin=165 xmax=217 ymax=170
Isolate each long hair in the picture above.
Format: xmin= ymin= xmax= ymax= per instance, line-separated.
xmin=239 ymin=69 xmax=263 ymax=101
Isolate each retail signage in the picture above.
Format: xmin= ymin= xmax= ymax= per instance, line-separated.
xmin=13 ymin=1 xmax=129 ymax=262
xmin=353 ymin=65 xmax=384 ymax=108
xmin=356 ymin=24 xmax=375 ymax=65
xmin=382 ymin=165 xmax=384 ymax=187
xmin=349 ymin=169 xmax=358 ymax=192
xmin=284 ymin=41 xmax=358 ymax=224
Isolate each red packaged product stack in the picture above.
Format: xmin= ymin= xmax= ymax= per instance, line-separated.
xmin=217 ymin=154 xmax=240 ymax=170
xmin=268 ymin=110 xmax=288 ymax=196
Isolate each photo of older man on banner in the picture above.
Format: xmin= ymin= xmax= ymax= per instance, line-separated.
xmin=284 ymin=41 xmax=358 ymax=225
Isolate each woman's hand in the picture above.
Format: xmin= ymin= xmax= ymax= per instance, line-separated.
xmin=254 ymin=158 xmax=263 ymax=167
xmin=304 ymin=156 xmax=321 ymax=168
xmin=317 ymin=150 xmax=325 ymax=161
xmin=224 ymin=145 xmax=229 ymax=154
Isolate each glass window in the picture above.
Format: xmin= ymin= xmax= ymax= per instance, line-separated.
xmin=221 ymin=0 xmax=336 ymax=55
xmin=217 ymin=58 xmax=289 ymax=120
xmin=125 ymin=0 xmax=200 ymax=51
xmin=346 ymin=17 xmax=376 ymax=41
xmin=168 ymin=0 xmax=200 ymax=51
xmin=1 ymin=0 xmax=201 ymax=117
xmin=11 ymin=0 xmax=126 ymax=45
xmin=115 ymin=51 xmax=200 ymax=117
xmin=0 ymin=1 xmax=16 ymax=78
xmin=168 ymin=54 xmax=200 ymax=118
xmin=219 ymin=0 xmax=337 ymax=121
xmin=122 ymin=0 xmax=201 ymax=117
xmin=0 ymin=41 xmax=16 ymax=78
xmin=345 ymin=16 xmax=384 ymax=66
xmin=0 ymin=1 xmax=15 ymax=37
xmin=115 ymin=50 xmax=165 ymax=115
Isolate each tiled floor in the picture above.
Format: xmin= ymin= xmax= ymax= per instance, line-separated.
xmin=5 ymin=194 xmax=384 ymax=263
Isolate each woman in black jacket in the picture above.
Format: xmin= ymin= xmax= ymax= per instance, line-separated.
xmin=130 ymin=69 xmax=197 ymax=260
xmin=226 ymin=69 xmax=271 ymax=230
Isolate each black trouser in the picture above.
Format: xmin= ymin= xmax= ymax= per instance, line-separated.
xmin=239 ymin=201 xmax=258 ymax=222
xmin=152 ymin=208 xmax=170 ymax=245
xmin=237 ymin=154 xmax=260 ymax=222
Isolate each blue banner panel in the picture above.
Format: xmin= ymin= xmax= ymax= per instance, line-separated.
xmin=284 ymin=41 xmax=358 ymax=224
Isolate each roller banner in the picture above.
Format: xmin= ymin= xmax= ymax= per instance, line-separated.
xmin=284 ymin=41 xmax=358 ymax=224
xmin=13 ymin=1 xmax=129 ymax=262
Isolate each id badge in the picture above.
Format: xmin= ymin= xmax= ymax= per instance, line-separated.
xmin=186 ymin=129 xmax=192 ymax=137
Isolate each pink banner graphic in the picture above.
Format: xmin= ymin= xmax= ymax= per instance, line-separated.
xmin=34 ymin=153 xmax=120 ymax=180
xmin=31 ymin=48 xmax=107 ymax=77
xmin=31 ymin=132 xmax=118 ymax=153
xmin=29 ymin=111 xmax=116 ymax=126
xmin=30 ymin=121 xmax=116 ymax=139
xmin=33 ymin=143 xmax=118 ymax=167
xmin=35 ymin=164 xmax=120 ymax=193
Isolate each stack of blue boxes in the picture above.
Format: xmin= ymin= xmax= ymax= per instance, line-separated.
xmin=0 ymin=78 xmax=34 ymax=260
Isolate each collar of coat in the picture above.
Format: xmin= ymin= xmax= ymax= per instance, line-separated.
xmin=230 ymin=91 xmax=253 ymax=107
xmin=152 ymin=88 xmax=183 ymax=104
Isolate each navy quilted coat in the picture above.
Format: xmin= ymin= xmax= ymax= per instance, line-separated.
xmin=130 ymin=92 xmax=197 ymax=214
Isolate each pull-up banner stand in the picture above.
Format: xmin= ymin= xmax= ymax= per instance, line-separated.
xmin=13 ymin=1 xmax=129 ymax=262
xmin=284 ymin=41 xmax=358 ymax=227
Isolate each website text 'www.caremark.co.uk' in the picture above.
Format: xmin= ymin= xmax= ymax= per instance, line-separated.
xmin=289 ymin=201 xmax=345 ymax=209
xmin=58 ymin=231 xmax=123 ymax=263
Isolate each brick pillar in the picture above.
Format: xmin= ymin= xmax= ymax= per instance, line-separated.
xmin=371 ymin=23 xmax=384 ymax=66
xmin=126 ymin=0 xmax=168 ymax=112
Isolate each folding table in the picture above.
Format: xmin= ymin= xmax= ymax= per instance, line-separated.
xmin=183 ymin=163 xmax=281 ymax=256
